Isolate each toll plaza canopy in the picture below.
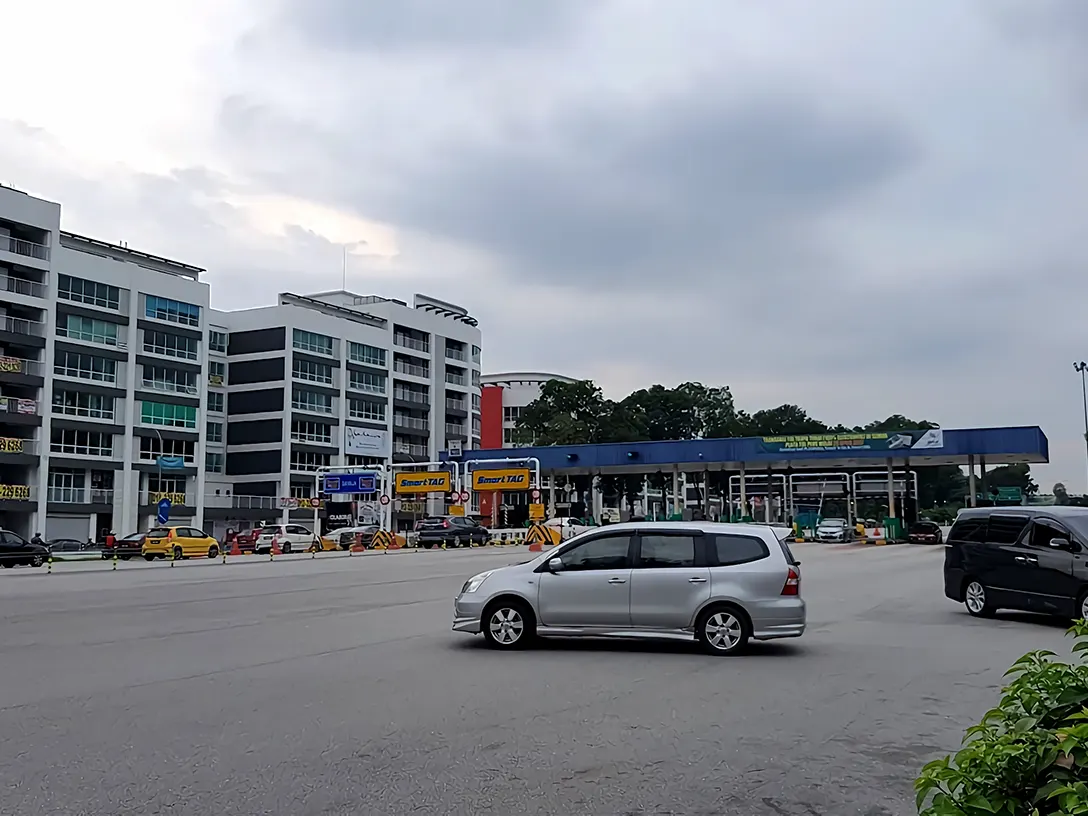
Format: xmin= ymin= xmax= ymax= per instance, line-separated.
xmin=443 ymin=426 xmax=1048 ymax=474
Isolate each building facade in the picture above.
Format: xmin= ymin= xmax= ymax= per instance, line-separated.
xmin=0 ymin=185 xmax=213 ymax=541
xmin=209 ymin=291 xmax=483 ymax=536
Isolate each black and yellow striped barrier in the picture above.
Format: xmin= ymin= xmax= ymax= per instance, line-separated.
xmin=371 ymin=529 xmax=393 ymax=550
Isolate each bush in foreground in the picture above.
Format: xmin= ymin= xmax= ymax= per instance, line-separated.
xmin=915 ymin=620 xmax=1088 ymax=815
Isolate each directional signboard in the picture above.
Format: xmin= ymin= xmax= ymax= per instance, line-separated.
xmin=395 ymin=472 xmax=452 ymax=494
xmin=322 ymin=472 xmax=378 ymax=495
xmin=471 ymin=468 xmax=530 ymax=491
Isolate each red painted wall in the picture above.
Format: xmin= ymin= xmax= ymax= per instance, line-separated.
xmin=478 ymin=385 xmax=505 ymax=520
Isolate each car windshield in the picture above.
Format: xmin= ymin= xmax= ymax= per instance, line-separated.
xmin=910 ymin=522 xmax=938 ymax=532
xmin=819 ymin=519 xmax=846 ymax=527
xmin=1056 ymin=515 xmax=1088 ymax=542
xmin=120 ymin=532 xmax=143 ymax=541
xmin=145 ymin=528 xmax=169 ymax=538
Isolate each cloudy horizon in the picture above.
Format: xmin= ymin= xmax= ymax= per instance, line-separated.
xmin=2 ymin=0 xmax=1085 ymax=491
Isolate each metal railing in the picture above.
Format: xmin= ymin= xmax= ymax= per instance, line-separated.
xmin=2 ymin=236 xmax=50 ymax=262
xmin=292 ymin=365 xmax=334 ymax=385
xmin=0 ymin=437 xmax=36 ymax=455
xmin=445 ymin=374 xmax=466 ymax=387
xmin=291 ymin=399 xmax=335 ymax=414
xmin=1 ymin=316 xmax=45 ymax=337
xmin=141 ymin=491 xmax=193 ymax=506
xmin=393 ymin=334 xmax=429 ymax=353
xmin=445 ymin=423 xmax=466 ymax=437
xmin=0 ymin=396 xmax=38 ymax=415
xmin=204 ymin=494 xmax=279 ymax=510
xmin=393 ymin=361 xmax=428 ymax=378
xmin=393 ymin=415 xmax=428 ymax=430
xmin=138 ymin=450 xmax=195 ymax=465
xmin=0 ymin=274 xmax=46 ymax=299
xmin=290 ymin=430 xmax=334 ymax=444
xmin=394 ymin=441 xmax=428 ymax=457
xmin=445 ymin=397 xmax=467 ymax=412
xmin=445 ymin=347 xmax=466 ymax=362
xmin=47 ymin=487 xmax=115 ymax=504
xmin=0 ymin=357 xmax=40 ymax=376
xmin=141 ymin=378 xmax=198 ymax=396
xmin=393 ymin=387 xmax=428 ymax=404
xmin=289 ymin=458 xmax=327 ymax=473
xmin=0 ymin=483 xmax=34 ymax=501
xmin=348 ymin=377 xmax=385 ymax=395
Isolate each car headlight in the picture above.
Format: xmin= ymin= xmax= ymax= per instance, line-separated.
xmin=461 ymin=571 xmax=493 ymax=594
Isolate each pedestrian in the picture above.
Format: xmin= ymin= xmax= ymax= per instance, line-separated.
xmin=30 ymin=531 xmax=44 ymax=547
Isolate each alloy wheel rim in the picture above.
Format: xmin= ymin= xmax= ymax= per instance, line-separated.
xmin=489 ymin=608 xmax=524 ymax=644
xmin=1081 ymin=595 xmax=1088 ymax=621
xmin=966 ymin=583 xmax=985 ymax=613
xmin=706 ymin=612 xmax=742 ymax=650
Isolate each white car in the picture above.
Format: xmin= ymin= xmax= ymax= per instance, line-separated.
xmin=544 ymin=517 xmax=593 ymax=540
xmin=255 ymin=524 xmax=320 ymax=554
xmin=815 ymin=518 xmax=852 ymax=543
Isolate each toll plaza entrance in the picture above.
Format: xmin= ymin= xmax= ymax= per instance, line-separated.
xmin=387 ymin=461 xmax=460 ymax=533
xmin=464 ymin=457 xmax=541 ymax=528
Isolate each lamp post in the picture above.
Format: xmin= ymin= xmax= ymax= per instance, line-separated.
xmin=1074 ymin=362 xmax=1088 ymax=492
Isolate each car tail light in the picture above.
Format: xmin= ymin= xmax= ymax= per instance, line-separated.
xmin=782 ymin=566 xmax=800 ymax=596
xmin=442 ymin=520 xmax=450 ymax=528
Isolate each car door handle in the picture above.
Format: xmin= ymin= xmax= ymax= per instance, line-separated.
xmin=607 ymin=577 xmax=627 ymax=584
xmin=1014 ymin=556 xmax=1039 ymax=564
xmin=688 ymin=577 xmax=708 ymax=583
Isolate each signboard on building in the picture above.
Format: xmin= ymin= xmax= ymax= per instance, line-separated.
xmin=396 ymin=500 xmax=425 ymax=514
xmin=345 ymin=427 xmax=391 ymax=457
xmin=279 ymin=497 xmax=324 ymax=509
xmin=394 ymin=472 xmax=452 ymax=494
xmin=759 ymin=429 xmax=944 ymax=455
xmin=0 ymin=357 xmax=23 ymax=373
xmin=0 ymin=483 xmax=30 ymax=500
xmin=471 ymin=468 xmax=531 ymax=491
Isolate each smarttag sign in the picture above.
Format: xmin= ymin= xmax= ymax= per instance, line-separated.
xmin=472 ymin=468 xmax=531 ymax=491
xmin=394 ymin=472 xmax=452 ymax=494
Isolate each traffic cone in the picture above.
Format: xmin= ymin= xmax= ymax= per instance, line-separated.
xmin=230 ymin=537 xmax=242 ymax=556
xmin=271 ymin=536 xmax=281 ymax=558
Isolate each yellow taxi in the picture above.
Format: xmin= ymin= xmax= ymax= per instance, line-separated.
xmin=141 ymin=526 xmax=221 ymax=561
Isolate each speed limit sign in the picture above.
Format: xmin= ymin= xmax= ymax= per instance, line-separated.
xmin=459 ymin=490 xmax=470 ymax=503
xmin=530 ymin=489 xmax=541 ymax=500
xmin=379 ymin=494 xmax=390 ymax=506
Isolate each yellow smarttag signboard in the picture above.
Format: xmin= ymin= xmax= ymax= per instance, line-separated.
xmin=395 ymin=472 xmax=452 ymax=494
xmin=472 ymin=468 xmax=531 ymax=491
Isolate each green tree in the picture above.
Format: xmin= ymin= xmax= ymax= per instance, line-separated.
xmin=986 ymin=464 xmax=1039 ymax=496
xmin=740 ymin=404 xmax=829 ymax=436
xmin=512 ymin=380 xmax=611 ymax=446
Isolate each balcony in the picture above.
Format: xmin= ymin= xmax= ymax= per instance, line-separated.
xmin=0 ymin=396 xmax=38 ymax=415
xmin=0 ymin=316 xmax=45 ymax=338
xmin=141 ymin=490 xmax=194 ymax=506
xmin=445 ymin=373 xmax=467 ymax=387
xmin=0 ymin=437 xmax=37 ymax=455
xmin=0 ymin=357 xmax=41 ymax=376
xmin=0 ymin=483 xmax=34 ymax=501
xmin=2 ymin=235 xmax=50 ymax=262
xmin=445 ymin=347 xmax=467 ymax=362
xmin=393 ymin=334 xmax=429 ymax=354
xmin=393 ymin=387 xmax=428 ymax=405
xmin=141 ymin=378 xmax=198 ymax=396
xmin=393 ymin=415 xmax=429 ymax=431
xmin=347 ymin=377 xmax=386 ymax=396
xmin=393 ymin=360 xmax=429 ymax=379
xmin=47 ymin=487 xmax=115 ymax=505
xmin=445 ymin=397 xmax=467 ymax=412
xmin=57 ymin=323 xmax=125 ymax=348
xmin=289 ymin=458 xmax=328 ymax=473
xmin=0 ymin=274 xmax=46 ymax=299
xmin=138 ymin=450 xmax=196 ymax=466
xmin=394 ymin=441 xmax=427 ymax=457
xmin=204 ymin=493 xmax=279 ymax=510
xmin=290 ymin=429 xmax=334 ymax=445
xmin=445 ymin=423 xmax=466 ymax=437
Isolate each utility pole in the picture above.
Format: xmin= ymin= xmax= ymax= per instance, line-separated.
xmin=1074 ymin=362 xmax=1088 ymax=492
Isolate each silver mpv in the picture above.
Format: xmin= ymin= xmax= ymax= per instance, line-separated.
xmin=452 ymin=522 xmax=805 ymax=655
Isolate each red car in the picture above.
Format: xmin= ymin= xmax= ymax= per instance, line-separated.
xmin=226 ymin=527 xmax=263 ymax=554
xmin=908 ymin=521 xmax=944 ymax=544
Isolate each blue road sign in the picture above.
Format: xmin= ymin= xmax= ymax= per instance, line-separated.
xmin=322 ymin=472 xmax=378 ymax=494
xmin=157 ymin=498 xmax=172 ymax=524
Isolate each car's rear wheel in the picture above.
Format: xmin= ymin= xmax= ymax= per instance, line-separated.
xmin=696 ymin=605 xmax=751 ymax=656
xmin=144 ymin=554 xmax=155 ymax=561
xmin=963 ymin=579 xmax=995 ymax=618
xmin=282 ymin=543 xmax=292 ymax=555
xmin=120 ymin=555 xmax=131 ymax=561
xmin=1077 ymin=590 xmax=1088 ymax=622
xmin=173 ymin=546 xmax=184 ymax=561
xmin=482 ymin=599 xmax=535 ymax=650
xmin=422 ymin=540 xmax=434 ymax=549
xmin=208 ymin=545 xmax=219 ymax=559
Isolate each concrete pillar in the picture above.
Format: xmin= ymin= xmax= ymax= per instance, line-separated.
xmin=703 ymin=466 xmax=711 ymax=517
xmin=968 ymin=455 xmax=977 ymax=507
xmin=886 ymin=458 xmax=896 ymax=519
xmin=979 ymin=456 xmax=988 ymax=503
xmin=548 ymin=471 xmax=556 ymax=518
xmin=671 ymin=464 xmax=680 ymax=519
xmin=738 ymin=463 xmax=747 ymax=520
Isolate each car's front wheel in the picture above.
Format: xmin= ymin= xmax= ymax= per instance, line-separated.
xmin=482 ymin=599 xmax=535 ymax=650
xmin=964 ymin=579 xmax=995 ymax=618
xmin=30 ymin=554 xmax=44 ymax=568
xmin=208 ymin=545 xmax=219 ymax=559
xmin=173 ymin=546 xmax=184 ymax=561
xmin=696 ymin=606 xmax=751 ymax=656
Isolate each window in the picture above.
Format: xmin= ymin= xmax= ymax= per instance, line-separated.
xmin=139 ymin=436 xmax=195 ymax=462
xmin=1029 ymin=520 xmax=1072 ymax=549
xmin=146 ymin=475 xmax=186 ymax=497
xmin=349 ymin=370 xmax=386 ymax=394
xmin=558 ymin=534 xmax=631 ymax=571
xmin=290 ymin=450 xmax=331 ymax=471
xmin=53 ymin=390 xmax=115 ymax=420
xmin=472 ymin=345 xmax=481 ymax=364
xmin=293 ymin=328 xmax=333 ymax=356
xmin=142 ymin=365 xmax=197 ymax=395
xmin=472 ymin=393 xmax=481 ymax=411
xmin=349 ymin=399 xmax=386 ymax=422
xmin=209 ymin=330 xmax=228 ymax=353
xmin=291 ymin=420 xmax=333 ymax=444
xmin=50 ymin=428 xmax=114 ymax=457
xmin=503 ymin=406 xmax=521 ymax=422
xmin=349 ymin=342 xmax=386 ymax=367
xmin=54 ymin=350 xmax=117 ymax=384
xmin=987 ymin=515 xmax=1029 ymax=545
xmin=57 ymin=275 xmax=120 ymax=310
xmin=60 ymin=314 xmax=119 ymax=346
xmin=637 ymin=535 xmax=696 ymax=568
xmin=292 ymin=389 xmax=333 ymax=413
xmin=346 ymin=455 xmax=384 ymax=468
xmin=293 ymin=358 xmax=333 ymax=384
xmin=141 ymin=400 xmax=197 ymax=429
xmin=472 ymin=370 xmax=480 ymax=387
xmin=208 ymin=361 xmax=226 ymax=385
xmin=472 ymin=416 xmax=481 ymax=435
xmin=205 ymin=452 xmax=224 ymax=473
xmin=206 ymin=421 xmax=223 ymax=444
xmin=948 ymin=517 xmax=988 ymax=543
xmin=207 ymin=392 xmax=224 ymax=413
xmin=144 ymin=330 xmax=199 ymax=361
xmin=503 ymin=428 xmax=514 ymax=445
xmin=48 ymin=468 xmax=85 ymax=503
xmin=145 ymin=295 xmax=200 ymax=327
xmin=713 ymin=534 xmax=770 ymax=566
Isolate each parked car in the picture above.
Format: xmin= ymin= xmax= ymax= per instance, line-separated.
xmin=47 ymin=538 xmax=96 ymax=553
xmin=0 ymin=530 xmax=48 ymax=568
xmin=944 ymin=507 xmax=1088 ymax=621
xmin=141 ymin=526 xmax=221 ymax=560
xmin=102 ymin=532 xmax=146 ymax=560
xmin=453 ymin=521 xmax=805 ymax=655
xmin=325 ymin=525 xmax=378 ymax=550
xmin=228 ymin=527 xmax=265 ymax=554
xmin=815 ymin=518 xmax=852 ymax=543
xmin=908 ymin=521 xmax=944 ymax=544
xmin=254 ymin=524 xmax=321 ymax=554
xmin=416 ymin=516 xmax=490 ymax=549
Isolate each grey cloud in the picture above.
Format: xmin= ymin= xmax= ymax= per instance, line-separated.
xmin=268 ymin=0 xmax=585 ymax=53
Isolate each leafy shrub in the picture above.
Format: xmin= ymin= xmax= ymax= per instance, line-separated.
xmin=915 ymin=620 xmax=1088 ymax=815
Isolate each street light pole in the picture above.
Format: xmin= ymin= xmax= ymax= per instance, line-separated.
xmin=1074 ymin=362 xmax=1088 ymax=492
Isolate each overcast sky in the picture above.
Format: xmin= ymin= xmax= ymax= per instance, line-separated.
xmin=2 ymin=0 xmax=1086 ymax=489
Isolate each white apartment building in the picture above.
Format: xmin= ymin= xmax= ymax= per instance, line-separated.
xmin=0 ymin=185 xmax=213 ymax=541
xmin=209 ymin=290 xmax=483 ymax=536
xmin=480 ymin=372 xmax=577 ymax=447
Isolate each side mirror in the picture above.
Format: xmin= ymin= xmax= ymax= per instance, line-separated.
xmin=546 ymin=557 xmax=563 ymax=573
xmin=1050 ymin=538 xmax=1071 ymax=551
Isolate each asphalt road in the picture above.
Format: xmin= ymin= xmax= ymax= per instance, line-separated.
xmin=0 ymin=543 xmax=1078 ymax=815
